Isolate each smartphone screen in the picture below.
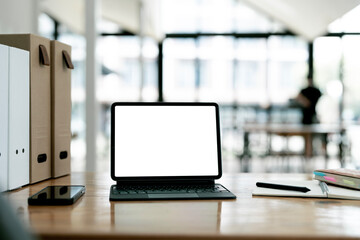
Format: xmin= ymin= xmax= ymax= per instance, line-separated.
xmin=28 ymin=185 xmax=85 ymax=205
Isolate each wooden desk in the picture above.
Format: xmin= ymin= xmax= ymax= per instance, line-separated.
xmin=5 ymin=172 xmax=360 ymax=240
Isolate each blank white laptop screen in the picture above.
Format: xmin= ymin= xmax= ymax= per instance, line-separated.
xmin=113 ymin=104 xmax=220 ymax=177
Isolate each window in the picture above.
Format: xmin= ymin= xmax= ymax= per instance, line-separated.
xmin=163 ymin=38 xmax=197 ymax=101
xmin=235 ymin=38 xmax=267 ymax=104
xmin=268 ymin=36 xmax=308 ymax=104
xmin=314 ymin=37 xmax=342 ymax=124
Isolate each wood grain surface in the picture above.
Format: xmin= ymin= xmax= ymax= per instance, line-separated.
xmin=4 ymin=172 xmax=360 ymax=240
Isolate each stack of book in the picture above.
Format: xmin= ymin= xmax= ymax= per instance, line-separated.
xmin=314 ymin=168 xmax=360 ymax=190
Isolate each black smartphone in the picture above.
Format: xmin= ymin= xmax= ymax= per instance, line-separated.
xmin=28 ymin=185 xmax=85 ymax=205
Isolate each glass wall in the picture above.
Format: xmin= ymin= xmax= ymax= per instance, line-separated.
xmin=267 ymin=36 xmax=308 ymax=104
xmin=98 ymin=36 xmax=158 ymax=103
xmin=343 ymin=36 xmax=360 ymax=122
xmin=313 ymin=37 xmax=342 ymax=124
xmin=163 ymin=36 xmax=308 ymax=120
xmin=38 ymin=0 xmax=360 ymax=172
xmin=235 ymin=38 xmax=267 ymax=104
xmin=163 ymin=38 xmax=197 ymax=101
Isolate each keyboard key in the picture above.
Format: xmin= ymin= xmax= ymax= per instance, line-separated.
xmin=146 ymin=190 xmax=166 ymax=194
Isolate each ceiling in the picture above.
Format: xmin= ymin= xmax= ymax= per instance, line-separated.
xmin=40 ymin=0 xmax=360 ymax=41
xmin=40 ymin=0 xmax=162 ymax=40
xmin=243 ymin=0 xmax=360 ymax=41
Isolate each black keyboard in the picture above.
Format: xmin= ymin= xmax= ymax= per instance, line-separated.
xmin=112 ymin=184 xmax=229 ymax=195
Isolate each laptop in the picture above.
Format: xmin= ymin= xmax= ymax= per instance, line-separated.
xmin=109 ymin=102 xmax=236 ymax=201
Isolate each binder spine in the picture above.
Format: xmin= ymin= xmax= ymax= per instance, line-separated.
xmin=29 ymin=39 xmax=52 ymax=183
xmin=51 ymin=41 xmax=72 ymax=178
xmin=8 ymin=47 xmax=30 ymax=190
xmin=0 ymin=44 xmax=9 ymax=191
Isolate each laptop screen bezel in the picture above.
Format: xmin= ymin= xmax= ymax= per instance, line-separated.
xmin=110 ymin=102 xmax=223 ymax=182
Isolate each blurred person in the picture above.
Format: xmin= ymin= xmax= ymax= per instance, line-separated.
xmin=289 ymin=77 xmax=322 ymax=157
xmin=292 ymin=77 xmax=322 ymax=124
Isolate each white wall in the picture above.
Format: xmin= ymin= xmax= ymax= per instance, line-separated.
xmin=0 ymin=0 xmax=38 ymax=34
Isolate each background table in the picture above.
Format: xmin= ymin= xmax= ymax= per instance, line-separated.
xmin=4 ymin=172 xmax=360 ymax=240
xmin=239 ymin=123 xmax=346 ymax=171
